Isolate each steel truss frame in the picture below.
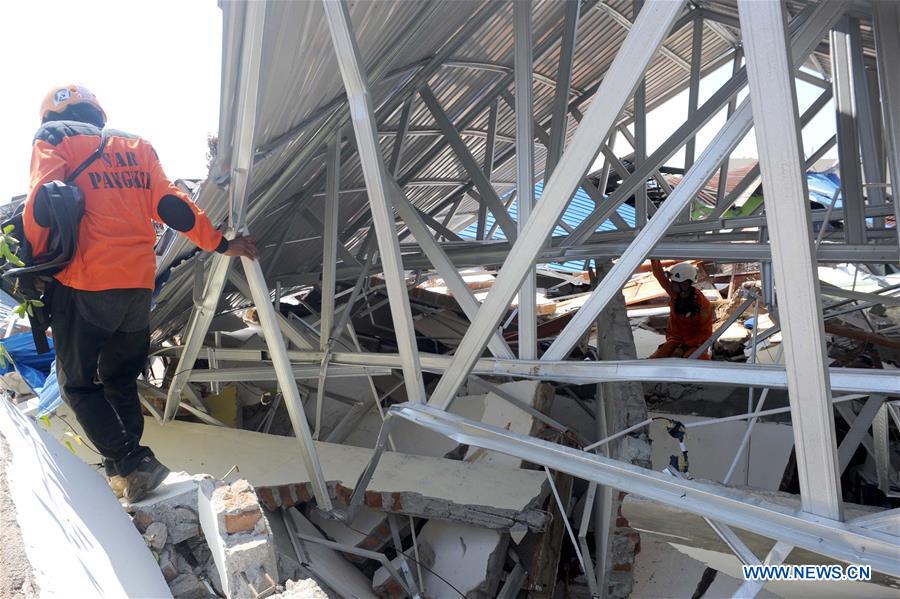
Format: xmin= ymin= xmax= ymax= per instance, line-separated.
xmin=157 ymin=0 xmax=899 ymax=582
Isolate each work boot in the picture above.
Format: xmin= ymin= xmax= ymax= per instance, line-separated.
xmin=123 ymin=455 xmax=170 ymax=503
xmin=109 ymin=475 xmax=127 ymax=499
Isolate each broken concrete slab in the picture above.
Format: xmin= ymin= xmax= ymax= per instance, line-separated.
xmin=198 ymin=478 xmax=278 ymax=598
xmin=273 ymin=577 xmax=330 ymax=598
xmin=622 ymin=490 xmax=900 ymax=593
xmin=51 ymin=405 xmax=549 ymax=531
xmin=632 ymin=535 xmax=779 ymax=599
xmin=408 ymin=519 xmax=508 ymax=599
xmin=0 ymin=399 xmax=171 ymax=598
xmin=285 ymin=508 xmax=376 ymax=599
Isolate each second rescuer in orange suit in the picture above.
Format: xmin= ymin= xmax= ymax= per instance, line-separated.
xmin=24 ymin=84 xmax=258 ymax=502
xmin=649 ymin=259 xmax=714 ymax=360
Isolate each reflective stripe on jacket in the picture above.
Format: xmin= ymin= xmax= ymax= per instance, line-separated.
xmin=24 ymin=120 xmax=224 ymax=291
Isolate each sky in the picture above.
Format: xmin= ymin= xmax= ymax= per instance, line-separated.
xmin=0 ymin=2 xmax=837 ymax=204
xmin=0 ymin=0 xmax=222 ymax=204
xmin=602 ymin=58 xmax=838 ymax=171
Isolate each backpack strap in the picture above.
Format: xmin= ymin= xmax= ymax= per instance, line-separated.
xmin=65 ymin=129 xmax=109 ymax=184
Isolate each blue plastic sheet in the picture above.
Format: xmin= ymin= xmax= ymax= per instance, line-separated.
xmin=38 ymin=360 xmax=62 ymax=416
xmin=0 ymin=332 xmax=55 ymax=391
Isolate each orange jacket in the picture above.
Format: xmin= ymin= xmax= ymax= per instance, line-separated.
xmin=24 ymin=121 xmax=225 ymax=291
xmin=651 ymin=260 xmax=714 ymax=347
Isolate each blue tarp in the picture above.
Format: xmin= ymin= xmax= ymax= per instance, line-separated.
xmin=0 ymin=332 xmax=55 ymax=391
xmin=38 ymin=360 xmax=62 ymax=416
xmin=0 ymin=332 xmax=62 ymax=415
xmin=807 ymin=171 xmax=842 ymax=208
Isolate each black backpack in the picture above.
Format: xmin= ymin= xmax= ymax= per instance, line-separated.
xmin=1 ymin=131 xmax=108 ymax=353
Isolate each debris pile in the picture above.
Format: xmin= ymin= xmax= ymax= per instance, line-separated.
xmin=128 ymin=474 xmax=285 ymax=598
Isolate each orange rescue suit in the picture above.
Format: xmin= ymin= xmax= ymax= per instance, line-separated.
xmin=24 ymin=121 xmax=224 ymax=291
xmin=650 ymin=260 xmax=714 ymax=359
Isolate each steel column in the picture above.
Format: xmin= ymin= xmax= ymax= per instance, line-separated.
xmin=164 ymin=0 xmax=268 ymax=420
xmin=242 ymin=258 xmax=333 ymax=509
xmin=633 ymin=0 xmax=648 ymax=228
xmin=227 ymin=0 xmax=267 ymax=229
xmin=716 ymin=47 xmax=743 ymax=207
xmin=320 ymin=134 xmax=341 ymax=352
xmin=389 ymin=96 xmax=413 ymax=175
xmin=478 ymin=101 xmax=498 ymax=240
xmin=740 ymin=0 xmax=842 ymax=520
xmin=546 ymin=0 xmax=580 ymax=179
xmin=514 ymin=0 xmax=537 ymax=360
xmin=831 ymin=16 xmax=866 ymax=244
xmin=323 ymin=0 xmax=426 ymax=403
xmin=848 ymin=21 xmax=886 ymax=211
xmin=684 ymin=13 xmax=703 ymax=171
xmin=873 ymin=0 xmax=900 ymax=251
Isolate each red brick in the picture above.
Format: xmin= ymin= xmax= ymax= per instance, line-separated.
xmin=365 ymin=490 xmax=383 ymax=509
xmin=257 ymin=487 xmax=277 ymax=511
xmin=224 ymin=510 xmax=262 ymax=534
xmin=279 ymin=485 xmax=294 ymax=508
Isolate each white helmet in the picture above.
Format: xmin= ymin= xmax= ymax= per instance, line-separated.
xmin=668 ymin=262 xmax=698 ymax=283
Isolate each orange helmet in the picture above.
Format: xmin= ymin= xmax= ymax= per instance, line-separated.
xmin=40 ymin=84 xmax=107 ymax=124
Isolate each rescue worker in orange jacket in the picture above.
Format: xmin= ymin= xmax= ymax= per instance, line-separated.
xmin=649 ymin=259 xmax=714 ymax=360
xmin=24 ymin=84 xmax=258 ymax=502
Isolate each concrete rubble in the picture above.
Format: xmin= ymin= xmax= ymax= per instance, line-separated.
xmin=129 ymin=473 xmax=278 ymax=598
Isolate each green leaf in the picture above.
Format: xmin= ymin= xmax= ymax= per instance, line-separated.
xmin=6 ymin=254 xmax=24 ymax=267
xmin=63 ymin=431 xmax=83 ymax=445
xmin=31 ymin=300 xmax=44 ymax=308
xmin=40 ymin=415 xmax=51 ymax=430
xmin=26 ymin=303 xmax=33 ymax=317
xmin=64 ymin=440 xmax=75 ymax=454
xmin=3 ymin=224 xmax=14 ymax=234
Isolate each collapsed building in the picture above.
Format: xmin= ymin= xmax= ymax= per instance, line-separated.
xmin=1 ymin=0 xmax=899 ymax=598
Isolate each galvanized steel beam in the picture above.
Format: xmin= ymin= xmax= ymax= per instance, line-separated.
xmin=514 ymin=0 xmax=537 ymax=360
xmin=546 ymin=0 xmax=580 ymax=179
xmin=830 ymin=16 xmax=866 ymax=244
xmin=873 ymin=0 xmax=900 ymax=251
xmin=740 ymin=0 xmax=842 ymax=520
xmin=323 ymin=0 xmax=426 ymax=403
